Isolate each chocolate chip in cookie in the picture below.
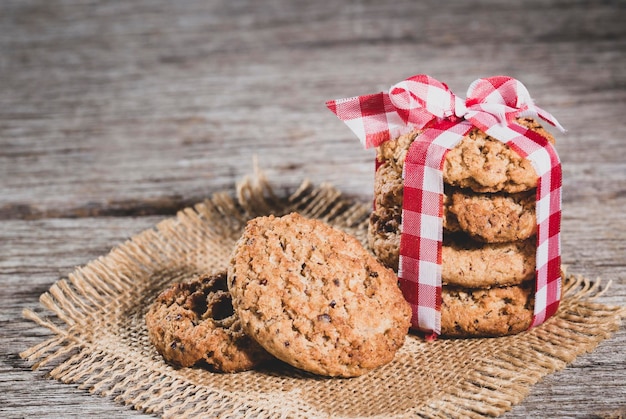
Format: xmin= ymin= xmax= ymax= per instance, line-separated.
xmin=146 ymin=272 xmax=271 ymax=372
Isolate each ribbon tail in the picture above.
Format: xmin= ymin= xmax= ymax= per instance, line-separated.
xmin=326 ymin=93 xmax=408 ymax=149
xmin=537 ymin=107 xmax=566 ymax=133
xmin=516 ymin=106 xmax=566 ymax=133
xmin=465 ymin=76 xmax=566 ymax=134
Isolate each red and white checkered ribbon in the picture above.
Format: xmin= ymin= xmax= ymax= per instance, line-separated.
xmin=327 ymin=75 xmax=565 ymax=338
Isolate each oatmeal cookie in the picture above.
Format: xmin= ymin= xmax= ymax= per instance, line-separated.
xmin=368 ymin=206 xmax=403 ymax=271
xmin=368 ymin=214 xmax=535 ymax=288
xmin=447 ymin=188 xmax=536 ymax=243
xmin=227 ymin=212 xmax=411 ymax=377
xmin=145 ymin=272 xmax=271 ymax=372
xmin=374 ymin=162 xmax=464 ymax=230
xmin=441 ymin=282 xmax=534 ymax=337
xmin=373 ymin=162 xmax=536 ymax=242
xmin=441 ymin=235 xmax=536 ymax=288
xmin=373 ymin=161 xmax=461 ymax=231
xmin=376 ymin=117 xmax=554 ymax=193
xmin=372 ymin=160 xmax=404 ymax=209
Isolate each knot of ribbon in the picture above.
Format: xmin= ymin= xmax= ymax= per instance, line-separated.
xmin=327 ymin=75 xmax=565 ymax=338
xmin=389 ymin=74 xmax=564 ymax=135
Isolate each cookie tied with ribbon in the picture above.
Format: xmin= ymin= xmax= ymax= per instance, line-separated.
xmin=327 ymin=75 xmax=565 ymax=338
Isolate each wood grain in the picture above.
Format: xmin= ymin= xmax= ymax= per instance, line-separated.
xmin=1 ymin=0 xmax=624 ymax=417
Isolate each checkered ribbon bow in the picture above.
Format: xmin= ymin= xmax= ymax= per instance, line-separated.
xmin=327 ymin=75 xmax=565 ymax=338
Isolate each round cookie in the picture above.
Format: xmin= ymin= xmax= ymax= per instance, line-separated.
xmin=441 ymin=235 xmax=536 ymax=288
xmin=145 ymin=272 xmax=271 ymax=372
xmin=447 ymin=188 xmax=536 ymax=243
xmin=227 ymin=212 xmax=411 ymax=378
xmin=368 ymin=213 xmax=535 ymax=288
xmin=441 ymin=282 xmax=534 ymax=337
xmin=373 ymin=161 xmax=404 ymax=209
xmin=368 ymin=206 xmax=402 ymax=270
xmin=374 ymin=162 xmax=467 ymax=230
xmin=373 ymin=162 xmax=536 ymax=242
xmin=376 ymin=117 xmax=554 ymax=193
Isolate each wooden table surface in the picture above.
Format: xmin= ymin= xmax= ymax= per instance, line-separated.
xmin=1 ymin=1 xmax=624 ymax=417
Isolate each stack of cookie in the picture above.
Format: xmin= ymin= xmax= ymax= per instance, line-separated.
xmin=369 ymin=118 xmax=555 ymax=337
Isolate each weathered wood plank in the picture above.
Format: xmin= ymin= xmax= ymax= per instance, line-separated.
xmin=0 ymin=217 xmax=161 ymax=418
xmin=1 ymin=0 xmax=624 ymax=216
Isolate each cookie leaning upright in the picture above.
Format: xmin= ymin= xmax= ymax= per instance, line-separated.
xmin=227 ymin=212 xmax=411 ymax=378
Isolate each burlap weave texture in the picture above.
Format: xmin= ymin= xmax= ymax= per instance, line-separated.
xmin=21 ymin=175 xmax=625 ymax=418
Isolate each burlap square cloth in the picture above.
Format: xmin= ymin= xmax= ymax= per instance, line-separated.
xmin=21 ymin=175 xmax=625 ymax=418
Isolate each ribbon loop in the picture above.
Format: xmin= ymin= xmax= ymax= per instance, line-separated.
xmin=465 ymin=76 xmax=566 ymax=132
xmin=389 ymin=75 xmax=455 ymax=123
xmin=465 ymin=76 xmax=529 ymax=108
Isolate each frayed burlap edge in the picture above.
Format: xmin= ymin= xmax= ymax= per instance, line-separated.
xmin=20 ymin=173 xmax=626 ymax=418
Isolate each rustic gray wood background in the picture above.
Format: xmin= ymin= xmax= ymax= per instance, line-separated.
xmin=1 ymin=0 xmax=624 ymax=417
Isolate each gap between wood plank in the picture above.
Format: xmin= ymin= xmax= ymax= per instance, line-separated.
xmin=0 ymin=195 xmax=206 ymax=220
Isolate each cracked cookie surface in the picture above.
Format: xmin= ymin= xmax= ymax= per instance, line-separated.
xmin=447 ymin=188 xmax=536 ymax=243
xmin=146 ymin=272 xmax=271 ymax=372
xmin=373 ymin=162 xmax=536 ymax=242
xmin=368 ymin=214 xmax=536 ymax=288
xmin=376 ymin=117 xmax=554 ymax=193
xmin=441 ymin=282 xmax=534 ymax=337
xmin=227 ymin=212 xmax=411 ymax=377
xmin=441 ymin=235 xmax=536 ymax=288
